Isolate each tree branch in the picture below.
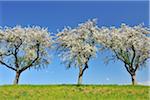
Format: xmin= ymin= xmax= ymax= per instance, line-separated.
xmin=20 ymin=43 xmax=40 ymax=72
xmin=79 ymin=62 xmax=88 ymax=77
xmin=134 ymin=64 xmax=139 ymax=73
xmin=115 ymin=50 xmax=135 ymax=75
xmin=114 ymin=50 xmax=126 ymax=63
xmin=124 ymin=63 xmax=132 ymax=75
xmin=0 ymin=60 xmax=16 ymax=71
xmin=14 ymin=38 xmax=23 ymax=53
xmin=114 ymin=50 xmax=135 ymax=75
xmin=13 ymin=38 xmax=23 ymax=69
xmin=131 ymin=45 xmax=136 ymax=67
xmin=79 ymin=57 xmax=90 ymax=77
xmin=0 ymin=52 xmax=13 ymax=57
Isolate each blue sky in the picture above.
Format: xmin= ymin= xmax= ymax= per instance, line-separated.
xmin=0 ymin=1 xmax=149 ymax=85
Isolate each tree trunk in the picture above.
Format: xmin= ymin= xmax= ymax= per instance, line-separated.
xmin=13 ymin=71 xmax=21 ymax=85
xmin=131 ymin=74 xmax=137 ymax=85
xmin=78 ymin=66 xmax=82 ymax=85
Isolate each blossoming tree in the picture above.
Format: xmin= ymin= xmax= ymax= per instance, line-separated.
xmin=94 ymin=24 xmax=150 ymax=85
xmin=0 ymin=26 xmax=52 ymax=84
xmin=56 ymin=19 xmax=97 ymax=84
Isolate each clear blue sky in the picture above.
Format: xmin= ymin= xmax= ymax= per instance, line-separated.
xmin=0 ymin=1 xmax=149 ymax=85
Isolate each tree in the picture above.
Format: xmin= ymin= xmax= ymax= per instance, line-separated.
xmin=56 ymin=19 xmax=97 ymax=84
xmin=94 ymin=24 xmax=150 ymax=85
xmin=0 ymin=26 xmax=52 ymax=84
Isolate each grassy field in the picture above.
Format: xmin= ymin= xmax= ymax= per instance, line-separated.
xmin=0 ymin=85 xmax=149 ymax=100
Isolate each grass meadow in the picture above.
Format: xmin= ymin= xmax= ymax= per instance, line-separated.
xmin=0 ymin=85 xmax=149 ymax=100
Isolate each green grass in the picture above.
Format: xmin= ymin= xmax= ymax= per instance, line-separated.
xmin=0 ymin=85 xmax=149 ymax=100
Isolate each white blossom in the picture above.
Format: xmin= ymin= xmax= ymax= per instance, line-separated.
xmin=0 ymin=25 xmax=53 ymax=70
xmin=94 ymin=23 xmax=150 ymax=85
xmin=56 ymin=19 xmax=97 ymax=68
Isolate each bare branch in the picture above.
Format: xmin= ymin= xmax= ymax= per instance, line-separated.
xmin=0 ymin=60 xmax=16 ymax=71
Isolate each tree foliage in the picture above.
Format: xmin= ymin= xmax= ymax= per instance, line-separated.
xmin=0 ymin=19 xmax=149 ymax=85
xmin=56 ymin=19 xmax=97 ymax=68
xmin=56 ymin=19 xmax=98 ymax=84
xmin=94 ymin=23 xmax=150 ymax=85
xmin=94 ymin=24 xmax=150 ymax=68
xmin=0 ymin=26 xmax=52 ymax=84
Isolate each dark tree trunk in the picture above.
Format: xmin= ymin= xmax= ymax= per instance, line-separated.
xmin=124 ymin=64 xmax=137 ymax=86
xmin=13 ymin=71 xmax=21 ymax=85
xmin=78 ymin=66 xmax=83 ymax=85
xmin=131 ymin=74 xmax=137 ymax=85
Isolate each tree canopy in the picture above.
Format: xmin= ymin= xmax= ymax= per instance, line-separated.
xmin=93 ymin=23 xmax=150 ymax=85
xmin=56 ymin=19 xmax=97 ymax=84
xmin=0 ymin=26 xmax=53 ymax=84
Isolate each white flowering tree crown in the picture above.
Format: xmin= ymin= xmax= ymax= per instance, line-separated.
xmin=56 ymin=19 xmax=98 ymax=84
xmin=56 ymin=19 xmax=97 ymax=68
xmin=0 ymin=25 xmax=52 ymax=72
xmin=94 ymin=23 xmax=150 ymax=85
